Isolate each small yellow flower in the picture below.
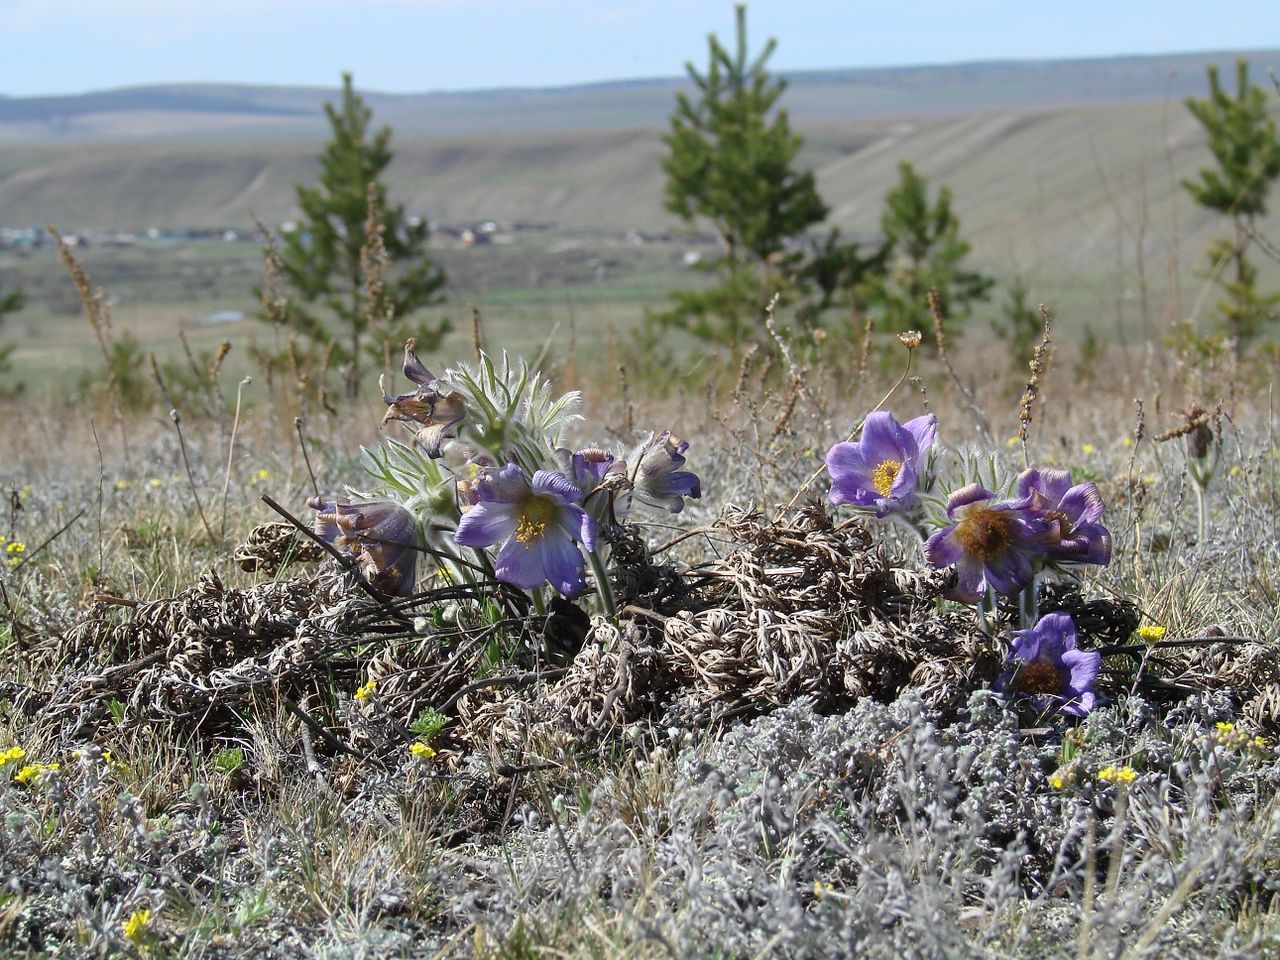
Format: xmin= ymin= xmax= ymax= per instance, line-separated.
xmin=114 ymin=479 xmax=132 ymax=491
xmin=18 ymin=484 xmax=32 ymax=499
xmin=1049 ymin=774 xmax=1066 ymax=790
xmin=257 ymin=469 xmax=271 ymax=482
xmin=1213 ymin=722 xmax=1249 ymax=749
xmin=1122 ymin=436 xmax=1135 ymax=448
xmin=14 ymin=762 xmax=60 ymax=785
xmin=1230 ymin=465 xmax=1242 ymax=477
xmin=5 ymin=558 xmax=19 ymax=569
xmin=1081 ymin=443 xmax=1097 ymax=455
xmin=1097 ymin=765 xmax=1136 ymax=784
xmin=0 ymin=746 xmax=26 ymax=766
xmin=148 ymin=478 xmax=163 ymax=489
xmin=123 ymin=909 xmax=152 ymax=942
xmin=1136 ymin=625 xmax=1166 ymax=642
xmin=354 ymin=680 xmax=377 ymax=702
xmin=409 ymin=742 xmax=436 ymax=760
xmin=812 ymin=880 xmax=835 ymax=898
xmin=1252 ymin=735 xmax=1269 ymax=750
xmin=1005 ymin=436 xmax=1020 ymax=448
xmin=6 ymin=541 xmax=25 ymax=555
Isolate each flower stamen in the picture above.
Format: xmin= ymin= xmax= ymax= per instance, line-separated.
xmin=515 ymin=495 xmax=558 ymax=545
xmin=953 ymin=506 xmax=1013 ymax=561
xmin=871 ymin=459 xmax=902 ymax=498
xmin=1010 ymin=660 xmax=1066 ymax=697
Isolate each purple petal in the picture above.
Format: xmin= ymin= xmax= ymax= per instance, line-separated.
xmin=556 ymin=504 xmax=599 ymax=553
xmin=495 ymin=533 xmax=586 ymax=597
xmin=902 ymin=413 xmax=937 ymax=456
xmin=924 ymin=526 xmax=965 ymax=567
xmin=858 ymin=411 xmax=914 ymax=467
xmin=455 ymin=501 xmax=519 ymax=548
xmin=886 ymin=462 xmax=921 ymax=501
xmin=477 ymin=464 xmax=530 ymax=504
xmin=946 ymin=557 xmax=990 ymax=604
xmin=982 ymin=547 xmax=1035 ymax=597
xmin=1058 ymin=483 xmax=1106 ymax=525
xmin=946 ymin=484 xmax=995 ymax=516
xmin=1062 ymin=647 xmax=1101 ymax=695
xmin=826 ymin=441 xmax=873 ymax=481
xmin=531 ymin=469 xmax=584 ymax=505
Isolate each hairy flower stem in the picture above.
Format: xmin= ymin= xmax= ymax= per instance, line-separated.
xmin=531 ymin=587 xmax=547 ymax=617
xmin=1195 ymin=485 xmax=1208 ymax=545
xmin=588 ymin=548 xmax=618 ymax=621
xmin=1019 ymin=579 xmax=1039 ymax=629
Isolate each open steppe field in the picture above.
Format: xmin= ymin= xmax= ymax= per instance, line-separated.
xmin=3 ymin=51 xmax=1280 ymax=959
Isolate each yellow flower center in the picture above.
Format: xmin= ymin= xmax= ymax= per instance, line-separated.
xmin=871 ymin=459 xmax=902 ymax=498
xmin=516 ymin=495 xmax=558 ymax=545
xmin=953 ymin=505 xmax=1014 ymax=561
xmin=1010 ymin=660 xmax=1066 ymax=697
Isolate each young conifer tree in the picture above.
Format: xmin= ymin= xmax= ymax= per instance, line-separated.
xmin=0 ymin=281 xmax=24 ymax=386
xmin=1182 ymin=60 xmax=1280 ymax=350
xmin=872 ymin=161 xmax=992 ymax=342
xmin=270 ymin=73 xmax=447 ymax=397
xmin=658 ymin=4 xmax=828 ymax=344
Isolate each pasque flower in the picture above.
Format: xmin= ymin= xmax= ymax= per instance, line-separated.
xmin=1016 ymin=468 xmax=1112 ymax=567
xmin=925 ymin=484 xmax=1050 ymax=603
xmin=380 ymin=339 xmax=467 ymax=457
xmin=995 ymin=612 xmax=1101 ymax=717
xmin=826 ymin=411 xmax=936 ymax=517
xmin=625 ymin=430 xmax=701 ymax=514
xmin=310 ymin=496 xmax=421 ymax=597
xmin=454 ymin=464 xmax=598 ymax=597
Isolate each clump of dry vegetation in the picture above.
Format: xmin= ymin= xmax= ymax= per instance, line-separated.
xmin=0 ymin=281 xmax=1278 ymax=960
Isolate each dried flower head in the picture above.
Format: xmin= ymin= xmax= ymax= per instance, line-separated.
xmin=380 ymin=339 xmax=468 ymax=458
xmin=310 ymin=496 xmax=421 ymax=597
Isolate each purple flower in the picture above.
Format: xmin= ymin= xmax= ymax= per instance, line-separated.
xmin=1016 ymin=468 xmax=1112 ymax=567
xmin=380 ymin=339 xmax=466 ymax=457
xmin=628 ymin=430 xmax=701 ymax=514
xmin=454 ymin=464 xmax=599 ymax=597
xmin=925 ymin=485 xmax=1051 ymax=603
xmin=826 ymin=411 xmax=936 ymax=517
xmin=994 ymin=612 xmax=1101 ymax=717
xmin=555 ymin=447 xmax=626 ymax=500
xmin=309 ymin=496 xmax=420 ymax=597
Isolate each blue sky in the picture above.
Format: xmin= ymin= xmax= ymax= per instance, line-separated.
xmin=2 ymin=0 xmax=1277 ymax=97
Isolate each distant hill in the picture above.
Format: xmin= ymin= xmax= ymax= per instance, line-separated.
xmin=2 ymin=50 xmax=1278 ymax=142
xmin=1 ymin=50 xmax=1279 ymax=279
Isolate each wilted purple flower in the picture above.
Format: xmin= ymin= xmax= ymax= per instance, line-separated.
xmin=309 ymin=496 xmax=420 ymax=596
xmin=380 ymin=339 xmax=466 ymax=457
xmin=627 ymin=430 xmax=701 ymax=514
xmin=995 ymin=612 xmax=1100 ymax=717
xmin=826 ymin=411 xmax=936 ymax=516
xmin=925 ymin=485 xmax=1051 ymax=603
xmin=1016 ymin=468 xmax=1112 ymax=567
xmin=454 ymin=464 xmax=598 ymax=597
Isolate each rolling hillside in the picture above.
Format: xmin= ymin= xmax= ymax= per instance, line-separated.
xmin=1 ymin=99 xmax=1275 ymax=278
